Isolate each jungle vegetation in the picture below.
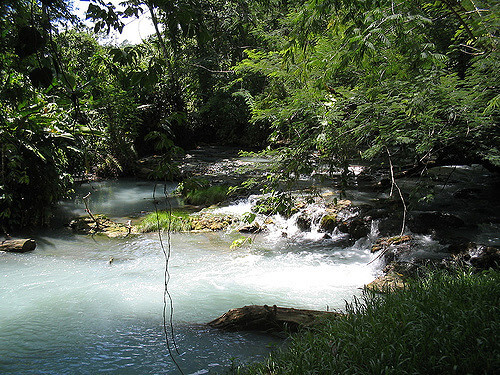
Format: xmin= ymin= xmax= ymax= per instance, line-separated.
xmin=0 ymin=0 xmax=498 ymax=228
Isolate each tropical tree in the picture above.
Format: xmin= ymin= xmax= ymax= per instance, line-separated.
xmin=234 ymin=0 xmax=499 ymax=181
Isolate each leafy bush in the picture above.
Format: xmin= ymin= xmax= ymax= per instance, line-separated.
xmin=253 ymin=193 xmax=297 ymax=218
xmin=242 ymin=270 xmax=500 ymax=374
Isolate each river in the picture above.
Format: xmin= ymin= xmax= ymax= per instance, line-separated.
xmin=0 ymin=179 xmax=378 ymax=374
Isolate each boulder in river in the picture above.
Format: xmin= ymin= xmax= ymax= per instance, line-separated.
xmin=319 ymin=214 xmax=337 ymax=232
xmin=408 ymin=211 xmax=466 ymax=235
xmin=209 ymin=305 xmax=340 ymax=333
xmin=446 ymin=242 xmax=500 ymax=271
xmin=190 ymin=212 xmax=239 ymax=231
xmin=337 ymin=217 xmax=370 ymax=239
xmin=69 ymin=215 xmax=138 ymax=238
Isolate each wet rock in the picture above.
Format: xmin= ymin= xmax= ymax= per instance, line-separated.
xmin=337 ymin=217 xmax=370 ymax=240
xmin=409 ymin=212 xmax=466 ymax=235
xmin=446 ymin=243 xmax=500 ymax=271
xmin=238 ymin=222 xmax=264 ymax=233
xmin=366 ymin=259 xmax=442 ymax=293
xmin=69 ymin=215 xmax=137 ymax=238
xmin=371 ymin=235 xmax=414 ymax=263
xmin=209 ymin=305 xmax=340 ymax=333
xmin=371 ymin=235 xmax=413 ymax=253
xmin=190 ymin=213 xmax=238 ymax=232
xmin=365 ymin=271 xmax=405 ymax=293
xmin=348 ymin=218 xmax=370 ymax=239
xmin=324 ymin=199 xmax=352 ymax=212
xmin=453 ymin=188 xmax=481 ymax=199
xmin=296 ymin=214 xmax=312 ymax=231
xmin=319 ymin=214 xmax=337 ymax=232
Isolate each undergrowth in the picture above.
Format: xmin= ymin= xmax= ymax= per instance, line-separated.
xmin=137 ymin=211 xmax=192 ymax=232
xmin=184 ymin=185 xmax=230 ymax=206
xmin=236 ymin=269 xmax=500 ymax=374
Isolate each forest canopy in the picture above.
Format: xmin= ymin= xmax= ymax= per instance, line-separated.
xmin=0 ymin=0 xmax=498 ymax=228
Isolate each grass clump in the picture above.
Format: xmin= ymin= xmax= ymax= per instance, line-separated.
xmin=184 ymin=185 xmax=230 ymax=206
xmin=175 ymin=178 xmax=230 ymax=206
xmin=242 ymin=270 xmax=500 ymax=374
xmin=137 ymin=211 xmax=192 ymax=232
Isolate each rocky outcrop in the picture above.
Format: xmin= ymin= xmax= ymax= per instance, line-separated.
xmin=319 ymin=214 xmax=337 ymax=232
xmin=370 ymin=235 xmax=414 ymax=263
xmin=365 ymin=271 xmax=405 ymax=293
xmin=367 ymin=240 xmax=500 ymax=293
xmin=69 ymin=215 xmax=138 ymax=238
xmin=337 ymin=217 xmax=370 ymax=240
xmin=190 ymin=213 xmax=239 ymax=231
xmin=446 ymin=243 xmax=500 ymax=271
xmin=408 ymin=212 xmax=467 ymax=236
xmin=209 ymin=305 xmax=341 ymax=333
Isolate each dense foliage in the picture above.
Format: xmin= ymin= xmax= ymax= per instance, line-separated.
xmin=242 ymin=270 xmax=500 ymax=374
xmin=1 ymin=0 xmax=498 ymax=229
xmin=234 ymin=0 xmax=499 ymax=177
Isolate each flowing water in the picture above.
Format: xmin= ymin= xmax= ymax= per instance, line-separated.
xmin=0 ymin=179 xmax=379 ymax=374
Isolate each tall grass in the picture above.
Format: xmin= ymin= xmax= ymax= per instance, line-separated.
xmin=241 ymin=270 xmax=500 ymax=374
xmin=185 ymin=185 xmax=229 ymax=206
xmin=137 ymin=211 xmax=192 ymax=232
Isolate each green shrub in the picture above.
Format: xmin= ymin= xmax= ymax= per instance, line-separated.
xmin=137 ymin=211 xmax=192 ymax=232
xmin=253 ymin=193 xmax=296 ymax=218
xmin=243 ymin=270 xmax=500 ymax=375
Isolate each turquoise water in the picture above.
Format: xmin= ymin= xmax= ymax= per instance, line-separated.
xmin=0 ymin=180 xmax=377 ymax=374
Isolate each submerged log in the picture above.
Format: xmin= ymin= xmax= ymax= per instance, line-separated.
xmin=0 ymin=239 xmax=36 ymax=253
xmin=208 ymin=305 xmax=340 ymax=333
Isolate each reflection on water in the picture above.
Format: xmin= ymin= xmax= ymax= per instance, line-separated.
xmin=1 ymin=179 xmax=378 ymax=374
xmin=55 ymin=179 xmax=179 ymax=223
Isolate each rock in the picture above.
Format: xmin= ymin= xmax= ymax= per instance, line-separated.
xmin=365 ymin=271 xmax=405 ymax=293
xmin=409 ymin=212 xmax=466 ymax=235
xmin=337 ymin=217 xmax=370 ymax=239
xmin=320 ymin=214 xmax=337 ymax=232
xmin=239 ymin=222 xmax=264 ymax=233
xmin=324 ymin=199 xmax=352 ymax=213
xmin=365 ymin=260 xmax=436 ymax=293
xmin=371 ymin=235 xmax=413 ymax=253
xmin=209 ymin=305 xmax=340 ymax=333
xmin=296 ymin=214 xmax=312 ymax=231
xmin=190 ymin=213 xmax=238 ymax=232
xmin=447 ymin=243 xmax=500 ymax=271
xmin=69 ymin=215 xmax=138 ymax=238
xmin=0 ymin=239 xmax=36 ymax=253
xmin=348 ymin=218 xmax=370 ymax=239
xmin=453 ymin=188 xmax=481 ymax=199
xmin=370 ymin=235 xmax=415 ymax=264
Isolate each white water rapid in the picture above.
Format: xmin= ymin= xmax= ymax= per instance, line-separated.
xmin=0 ymin=179 xmax=379 ymax=374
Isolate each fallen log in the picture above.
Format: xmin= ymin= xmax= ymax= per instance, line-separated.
xmin=0 ymin=239 xmax=36 ymax=253
xmin=208 ymin=305 xmax=340 ymax=333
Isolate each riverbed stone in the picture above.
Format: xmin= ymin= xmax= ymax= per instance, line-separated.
xmin=365 ymin=271 xmax=405 ymax=293
xmin=320 ymin=214 xmax=338 ymax=232
xmin=409 ymin=211 xmax=466 ymax=235
xmin=190 ymin=213 xmax=239 ymax=232
xmin=446 ymin=243 xmax=500 ymax=270
xmin=69 ymin=215 xmax=138 ymax=238
xmin=371 ymin=235 xmax=413 ymax=253
xmin=296 ymin=214 xmax=312 ymax=231
xmin=238 ymin=222 xmax=264 ymax=233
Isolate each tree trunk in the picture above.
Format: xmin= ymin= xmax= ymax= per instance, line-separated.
xmin=209 ymin=305 xmax=341 ymax=333
xmin=0 ymin=239 xmax=36 ymax=253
